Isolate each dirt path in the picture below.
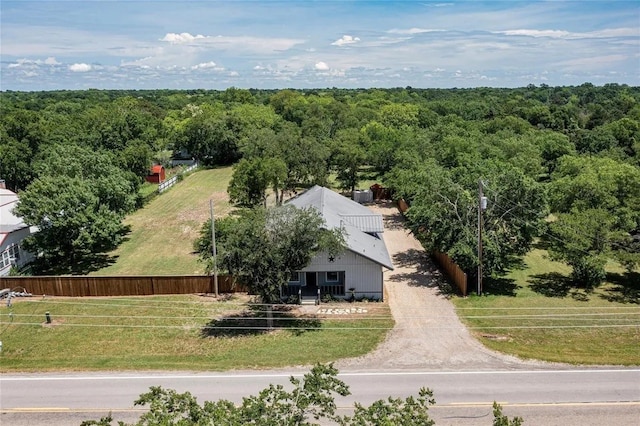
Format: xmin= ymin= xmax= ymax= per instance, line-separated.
xmin=336 ymin=203 xmax=544 ymax=371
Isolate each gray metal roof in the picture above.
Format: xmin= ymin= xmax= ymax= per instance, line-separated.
xmin=288 ymin=186 xmax=393 ymax=270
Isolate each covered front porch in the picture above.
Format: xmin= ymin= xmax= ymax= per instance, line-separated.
xmin=282 ymin=271 xmax=346 ymax=303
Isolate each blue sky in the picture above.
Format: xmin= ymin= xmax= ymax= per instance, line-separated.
xmin=1 ymin=1 xmax=639 ymax=91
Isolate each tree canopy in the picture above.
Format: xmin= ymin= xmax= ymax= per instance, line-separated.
xmin=1 ymin=84 xmax=638 ymax=282
xmin=195 ymin=205 xmax=345 ymax=303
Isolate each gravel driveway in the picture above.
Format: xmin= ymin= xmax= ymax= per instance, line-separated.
xmin=336 ymin=202 xmax=543 ymax=371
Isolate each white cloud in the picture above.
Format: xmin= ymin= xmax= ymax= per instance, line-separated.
xmin=191 ymin=61 xmax=219 ymax=70
xmin=494 ymin=27 xmax=639 ymax=40
xmin=315 ymin=61 xmax=329 ymax=71
xmin=557 ymin=54 xmax=629 ymax=70
xmin=8 ymin=57 xmax=61 ymax=68
xmin=44 ymin=57 xmax=60 ymax=65
xmin=69 ymin=63 xmax=92 ymax=72
xmin=160 ymin=32 xmax=206 ymax=44
xmin=158 ymin=32 xmax=304 ymax=54
xmin=331 ymin=35 xmax=360 ymax=46
xmin=387 ymin=28 xmax=444 ymax=35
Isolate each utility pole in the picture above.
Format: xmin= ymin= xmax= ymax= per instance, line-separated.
xmin=477 ymin=179 xmax=487 ymax=296
xmin=210 ymin=199 xmax=219 ymax=297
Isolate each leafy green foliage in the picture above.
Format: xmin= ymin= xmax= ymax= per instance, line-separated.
xmin=492 ymin=402 xmax=523 ymax=426
xmin=228 ymin=157 xmax=287 ymax=207
xmin=548 ymin=209 xmax=613 ymax=288
xmin=2 ymin=84 xmax=639 ymax=279
xmin=14 ymin=176 xmax=127 ymax=273
xmin=343 ymin=387 xmax=436 ymax=426
xmin=548 ymin=156 xmax=640 ymax=281
xmin=196 ymin=205 xmax=345 ymax=303
xmin=390 ymin=159 xmax=547 ymax=280
xmin=82 ymin=364 xmax=524 ymax=426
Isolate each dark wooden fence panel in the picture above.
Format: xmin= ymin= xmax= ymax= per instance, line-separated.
xmin=396 ymin=198 xmax=468 ymax=296
xmin=0 ymin=275 xmax=243 ymax=297
xmin=432 ymin=251 xmax=468 ymax=296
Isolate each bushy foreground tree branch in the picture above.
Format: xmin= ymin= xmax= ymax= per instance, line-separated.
xmin=81 ymin=364 xmax=522 ymax=426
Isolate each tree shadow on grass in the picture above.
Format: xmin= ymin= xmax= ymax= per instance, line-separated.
xmin=483 ymin=276 xmax=520 ymax=297
xmin=529 ymin=272 xmax=573 ymax=297
xmin=528 ymin=272 xmax=591 ymax=301
xmin=601 ymin=272 xmax=640 ymax=304
xmin=200 ymin=305 xmax=321 ymax=338
xmin=29 ymin=253 xmax=119 ymax=275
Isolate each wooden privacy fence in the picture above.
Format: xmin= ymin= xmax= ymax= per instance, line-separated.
xmin=0 ymin=275 xmax=248 ymax=297
xmin=432 ymin=251 xmax=468 ymax=296
xmin=396 ymin=198 xmax=468 ymax=296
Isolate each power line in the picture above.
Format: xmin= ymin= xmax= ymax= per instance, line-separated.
xmin=2 ymin=311 xmax=637 ymax=321
xmin=1 ymin=322 xmax=637 ymax=331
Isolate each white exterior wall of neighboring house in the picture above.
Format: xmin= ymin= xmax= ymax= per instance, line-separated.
xmin=1 ymin=227 xmax=34 ymax=276
xmin=299 ymin=250 xmax=384 ymax=299
xmin=0 ymin=187 xmax=35 ymax=276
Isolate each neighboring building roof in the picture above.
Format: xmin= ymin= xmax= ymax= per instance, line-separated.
xmin=0 ymin=188 xmax=25 ymax=228
xmin=150 ymin=165 xmax=164 ymax=174
xmin=0 ymin=188 xmax=30 ymax=248
xmin=287 ymin=186 xmax=394 ymax=270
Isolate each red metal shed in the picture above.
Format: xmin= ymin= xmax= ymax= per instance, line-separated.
xmin=145 ymin=165 xmax=166 ymax=184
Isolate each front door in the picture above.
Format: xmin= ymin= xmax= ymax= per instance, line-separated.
xmin=303 ymin=272 xmax=317 ymax=296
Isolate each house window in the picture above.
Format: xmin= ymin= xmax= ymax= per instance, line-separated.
xmin=326 ymin=271 xmax=339 ymax=282
xmin=289 ymin=272 xmax=301 ymax=282
xmin=10 ymin=244 xmax=20 ymax=261
xmin=1 ymin=250 xmax=11 ymax=269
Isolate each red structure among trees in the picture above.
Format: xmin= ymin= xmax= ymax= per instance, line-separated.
xmin=145 ymin=165 xmax=166 ymax=183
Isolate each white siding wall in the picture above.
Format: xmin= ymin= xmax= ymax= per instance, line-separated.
xmin=299 ymin=250 xmax=384 ymax=300
xmin=0 ymin=227 xmax=35 ymax=276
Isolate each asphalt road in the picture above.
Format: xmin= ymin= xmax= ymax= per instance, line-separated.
xmin=2 ymin=368 xmax=639 ymax=425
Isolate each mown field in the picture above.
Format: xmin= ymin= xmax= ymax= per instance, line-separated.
xmin=92 ymin=167 xmax=234 ymax=276
xmin=0 ymin=295 xmax=393 ymax=372
xmin=453 ymin=248 xmax=640 ymax=365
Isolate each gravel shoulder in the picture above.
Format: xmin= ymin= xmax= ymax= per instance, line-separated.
xmin=336 ymin=202 xmax=549 ymax=371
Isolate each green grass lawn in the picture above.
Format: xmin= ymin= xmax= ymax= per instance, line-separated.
xmin=0 ymin=296 xmax=393 ymax=372
xmin=93 ymin=167 xmax=233 ymax=275
xmin=452 ymin=248 xmax=640 ymax=365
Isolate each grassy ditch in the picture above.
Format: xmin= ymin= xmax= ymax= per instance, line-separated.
xmin=93 ymin=167 xmax=233 ymax=276
xmin=0 ymin=295 xmax=393 ymax=372
xmin=452 ymin=249 xmax=640 ymax=365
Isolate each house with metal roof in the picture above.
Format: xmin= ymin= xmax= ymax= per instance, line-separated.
xmin=284 ymin=185 xmax=393 ymax=302
xmin=0 ymin=181 xmax=35 ymax=276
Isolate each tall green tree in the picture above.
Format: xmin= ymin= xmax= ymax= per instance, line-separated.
xmin=389 ymin=160 xmax=547 ymax=280
xmin=331 ymin=128 xmax=367 ymax=192
xmin=548 ymin=209 xmax=613 ymax=288
xmin=228 ymin=157 xmax=287 ymax=208
xmin=204 ymin=205 xmax=345 ymax=304
xmin=14 ymin=176 xmax=126 ymax=273
xmin=34 ymin=143 xmax=138 ymax=215
xmin=548 ymin=156 xmax=640 ymax=282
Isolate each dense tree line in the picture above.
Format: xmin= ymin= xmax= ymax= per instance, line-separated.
xmin=1 ymin=84 xmax=638 ymax=282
